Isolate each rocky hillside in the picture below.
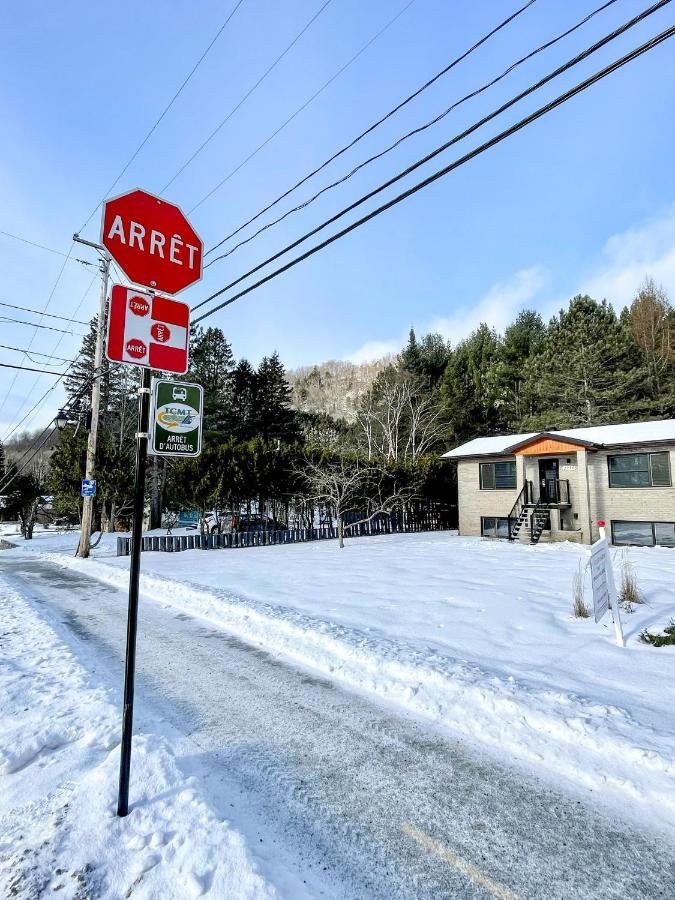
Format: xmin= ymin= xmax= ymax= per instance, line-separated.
xmin=287 ymin=357 xmax=392 ymax=421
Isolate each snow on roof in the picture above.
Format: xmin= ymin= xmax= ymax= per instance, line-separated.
xmin=555 ymin=420 xmax=675 ymax=446
xmin=442 ymin=433 xmax=538 ymax=458
xmin=442 ymin=419 xmax=675 ymax=458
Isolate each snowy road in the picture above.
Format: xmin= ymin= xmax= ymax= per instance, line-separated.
xmin=3 ymin=555 xmax=674 ymax=900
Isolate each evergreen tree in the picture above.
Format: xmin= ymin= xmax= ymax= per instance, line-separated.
xmin=255 ymin=352 xmax=298 ymax=443
xmin=229 ymin=359 xmax=258 ymax=441
xmin=401 ymin=328 xmax=424 ymax=377
xmin=64 ymin=318 xmax=97 ymax=420
xmin=521 ymin=295 xmax=646 ymax=428
xmin=439 ymin=324 xmax=505 ymax=442
xmin=417 ymin=332 xmax=452 ymax=385
xmin=188 ymin=325 xmax=235 ymax=438
xmin=497 ymin=310 xmax=546 ymax=426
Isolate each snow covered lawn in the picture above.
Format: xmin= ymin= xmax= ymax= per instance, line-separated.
xmin=0 ymin=569 xmax=274 ymax=899
xmin=6 ymin=523 xmax=675 ymax=838
xmin=34 ymin=528 xmax=675 ymax=836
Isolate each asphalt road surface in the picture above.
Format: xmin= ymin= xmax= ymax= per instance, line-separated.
xmin=2 ymin=555 xmax=674 ymax=899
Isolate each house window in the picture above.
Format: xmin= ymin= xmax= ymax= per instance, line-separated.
xmin=481 ymin=516 xmax=510 ymax=539
xmin=607 ymin=452 xmax=671 ymax=488
xmin=612 ymin=521 xmax=675 ymax=547
xmin=479 ymin=460 xmax=516 ymax=490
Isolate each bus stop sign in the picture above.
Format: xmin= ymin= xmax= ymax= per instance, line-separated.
xmin=149 ymin=379 xmax=203 ymax=457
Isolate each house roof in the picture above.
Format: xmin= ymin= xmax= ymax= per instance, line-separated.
xmin=441 ymin=419 xmax=675 ymax=459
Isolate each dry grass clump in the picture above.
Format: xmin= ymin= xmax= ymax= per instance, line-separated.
xmin=572 ymin=562 xmax=590 ymax=619
xmin=618 ymin=550 xmax=644 ymax=613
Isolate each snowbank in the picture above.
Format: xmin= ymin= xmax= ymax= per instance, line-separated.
xmin=43 ymin=531 xmax=675 ymax=835
xmin=0 ymin=574 xmax=274 ymax=899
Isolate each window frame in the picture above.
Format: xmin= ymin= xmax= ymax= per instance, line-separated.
xmin=607 ymin=451 xmax=671 ymax=489
xmin=611 ymin=520 xmax=675 ymax=547
xmin=479 ymin=460 xmax=517 ymax=491
xmin=481 ymin=516 xmax=511 ymax=539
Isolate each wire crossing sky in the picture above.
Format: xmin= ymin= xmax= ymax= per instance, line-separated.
xmin=2 ymin=0 xmax=675 ymax=435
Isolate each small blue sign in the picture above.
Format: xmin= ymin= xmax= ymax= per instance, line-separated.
xmin=81 ymin=479 xmax=97 ymax=497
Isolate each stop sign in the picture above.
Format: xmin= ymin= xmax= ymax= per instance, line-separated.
xmin=101 ymin=189 xmax=202 ymax=296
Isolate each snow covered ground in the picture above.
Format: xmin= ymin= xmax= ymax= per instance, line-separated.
xmin=9 ymin=523 xmax=673 ymax=838
xmin=0 ymin=558 xmax=275 ymax=899
xmin=2 ymin=520 xmax=675 ymax=896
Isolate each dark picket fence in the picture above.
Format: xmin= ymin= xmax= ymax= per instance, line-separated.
xmin=116 ymin=503 xmax=457 ymax=556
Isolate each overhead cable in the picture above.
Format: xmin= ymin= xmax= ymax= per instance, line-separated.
xmin=78 ymin=0 xmax=247 ymax=233
xmin=188 ymin=0 xmax=420 ymax=213
xmin=193 ymin=22 xmax=675 ymax=325
xmin=160 ymin=0 xmax=335 ymax=192
xmin=206 ymin=0 xmax=620 ymax=267
xmin=202 ymin=0 xmax=539 ymax=256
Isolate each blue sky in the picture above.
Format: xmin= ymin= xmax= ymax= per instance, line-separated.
xmin=2 ymin=0 xmax=675 ymax=436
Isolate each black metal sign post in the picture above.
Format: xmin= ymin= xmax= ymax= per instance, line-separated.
xmin=117 ymin=366 xmax=152 ymax=817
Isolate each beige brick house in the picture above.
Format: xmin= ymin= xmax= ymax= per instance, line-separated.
xmin=442 ymin=420 xmax=675 ymax=546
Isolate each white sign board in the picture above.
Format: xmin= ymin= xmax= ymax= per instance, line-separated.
xmin=590 ymin=533 xmax=625 ymax=647
xmin=590 ymin=539 xmax=610 ymax=623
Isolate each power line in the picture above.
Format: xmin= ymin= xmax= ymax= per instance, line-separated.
xmin=0 ymin=345 xmax=73 ymax=364
xmin=0 ymin=360 xmax=75 ymax=377
xmin=193 ymin=22 xmax=675 ymax=326
xmin=78 ymin=0 xmax=247 ymax=233
xmin=0 ymin=314 xmax=85 ymax=336
xmin=202 ymin=0 xmax=538 ymax=259
xmin=0 ymin=244 xmax=74 ymax=419
xmin=194 ymin=0 xmax=672 ymax=314
xmin=0 ymin=273 xmax=98 ymax=442
xmin=1 ymin=375 xmax=70 ymax=445
xmin=188 ymin=0 xmax=419 ymax=214
xmin=161 ymin=0 xmax=335 ymax=193
xmin=0 ymin=300 xmax=89 ymax=326
xmin=0 ymin=229 xmax=70 ymax=257
xmin=206 ymin=0 xmax=620 ymax=267
xmin=0 ymin=374 xmax=97 ymax=495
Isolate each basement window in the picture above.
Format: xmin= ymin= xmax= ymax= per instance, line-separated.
xmin=481 ymin=517 xmax=510 ymax=539
xmin=612 ymin=520 xmax=675 ymax=547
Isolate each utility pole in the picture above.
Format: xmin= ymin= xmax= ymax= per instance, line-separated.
xmin=73 ymin=234 xmax=110 ymax=559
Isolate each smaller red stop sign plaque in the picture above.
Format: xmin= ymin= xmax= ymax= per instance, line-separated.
xmin=126 ymin=339 xmax=147 ymax=360
xmin=151 ymin=322 xmax=171 ymax=343
xmin=106 ymin=285 xmax=190 ymax=374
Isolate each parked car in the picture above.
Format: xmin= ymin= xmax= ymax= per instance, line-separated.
xmin=215 ymin=513 xmax=287 ymax=534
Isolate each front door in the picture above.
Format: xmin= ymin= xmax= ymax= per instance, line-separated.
xmin=539 ymin=458 xmax=559 ymax=503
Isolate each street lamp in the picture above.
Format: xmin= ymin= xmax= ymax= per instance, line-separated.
xmin=54 ymin=409 xmax=69 ymax=431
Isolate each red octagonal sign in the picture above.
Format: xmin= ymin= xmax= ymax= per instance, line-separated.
xmin=101 ymin=189 xmax=202 ymax=296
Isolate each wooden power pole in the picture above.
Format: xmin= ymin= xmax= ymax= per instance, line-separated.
xmin=74 ymin=235 xmax=110 ymax=558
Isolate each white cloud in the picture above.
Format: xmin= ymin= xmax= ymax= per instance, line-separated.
xmin=429 ymin=266 xmax=548 ymax=343
xmin=344 ymin=209 xmax=675 ymax=364
xmin=346 ymin=339 xmax=401 ymax=365
xmin=579 ymin=207 xmax=675 ymax=309
xmin=345 ymin=266 xmax=548 ymax=363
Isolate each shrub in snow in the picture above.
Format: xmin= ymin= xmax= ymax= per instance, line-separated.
xmin=572 ymin=562 xmax=590 ymax=619
xmin=619 ymin=551 xmax=644 ymax=613
xmin=641 ymin=620 xmax=675 ymax=647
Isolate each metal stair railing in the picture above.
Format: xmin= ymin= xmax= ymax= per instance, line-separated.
xmin=507 ymin=481 xmax=532 ymax=541
xmin=528 ymin=498 xmax=550 ymax=545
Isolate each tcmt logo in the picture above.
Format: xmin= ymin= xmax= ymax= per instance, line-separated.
xmin=156 ymin=403 xmax=200 ymax=434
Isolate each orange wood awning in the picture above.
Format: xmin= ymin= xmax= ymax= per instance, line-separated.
xmin=514 ymin=437 xmax=587 ymax=456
